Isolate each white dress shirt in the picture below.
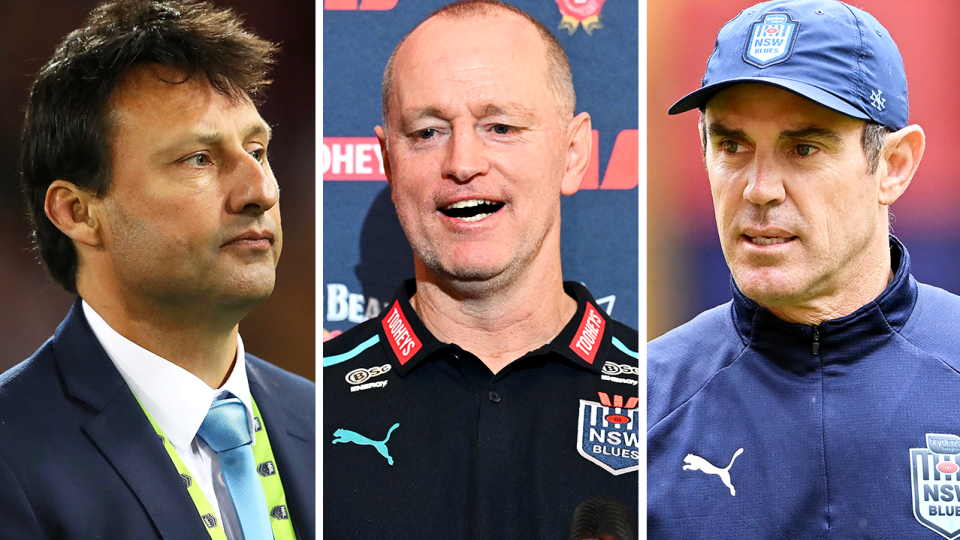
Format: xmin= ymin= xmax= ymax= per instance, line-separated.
xmin=82 ymin=301 xmax=256 ymax=540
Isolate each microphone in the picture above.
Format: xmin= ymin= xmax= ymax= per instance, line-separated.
xmin=568 ymin=496 xmax=637 ymax=540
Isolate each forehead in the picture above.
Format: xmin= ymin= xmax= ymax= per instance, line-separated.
xmin=389 ymin=11 xmax=553 ymax=117
xmin=109 ymin=64 xmax=262 ymax=132
xmin=704 ymin=83 xmax=863 ymax=132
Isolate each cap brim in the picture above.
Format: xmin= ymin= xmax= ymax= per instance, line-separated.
xmin=667 ymin=77 xmax=870 ymax=122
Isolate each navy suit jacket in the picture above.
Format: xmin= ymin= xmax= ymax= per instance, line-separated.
xmin=0 ymin=302 xmax=315 ymax=539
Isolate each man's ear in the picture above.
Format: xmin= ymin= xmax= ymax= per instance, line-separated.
xmin=374 ymin=125 xmax=393 ymax=189
xmin=560 ymin=112 xmax=592 ymax=196
xmin=878 ymin=124 xmax=925 ymax=206
xmin=44 ymin=180 xmax=103 ymax=248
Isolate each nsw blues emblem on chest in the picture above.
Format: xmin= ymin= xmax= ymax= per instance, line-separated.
xmin=911 ymin=433 xmax=960 ymax=539
xmin=576 ymin=392 xmax=639 ymax=475
xmin=743 ymin=13 xmax=799 ymax=68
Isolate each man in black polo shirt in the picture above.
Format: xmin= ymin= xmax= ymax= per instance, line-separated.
xmin=322 ymin=1 xmax=638 ymax=538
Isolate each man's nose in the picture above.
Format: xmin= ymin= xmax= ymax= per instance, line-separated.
xmin=227 ymin=150 xmax=280 ymax=216
xmin=441 ymin=124 xmax=489 ymax=183
xmin=742 ymin=153 xmax=785 ymax=206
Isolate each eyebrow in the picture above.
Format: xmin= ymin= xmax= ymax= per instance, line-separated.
xmin=707 ymin=121 xmax=844 ymax=147
xmin=195 ymin=123 xmax=271 ymax=144
xmin=398 ymin=103 xmax=540 ymax=130
xmin=399 ymin=107 xmax=444 ymax=130
xmin=478 ymin=103 xmax=539 ymax=122
xmin=778 ymin=127 xmax=843 ymax=147
xmin=706 ymin=121 xmax=747 ymax=141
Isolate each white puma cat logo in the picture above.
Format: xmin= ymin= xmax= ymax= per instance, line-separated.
xmin=683 ymin=448 xmax=744 ymax=496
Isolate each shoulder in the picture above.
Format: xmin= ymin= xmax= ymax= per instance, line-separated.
xmin=606 ymin=318 xmax=639 ymax=364
xmin=322 ymin=318 xmax=383 ymax=373
xmin=323 ymin=319 xmax=381 ymax=358
xmin=647 ymin=302 xmax=746 ymax=427
xmin=246 ymin=354 xmax=315 ymax=411
xmin=899 ymin=282 xmax=960 ymax=370
xmin=0 ymin=339 xmax=61 ymax=418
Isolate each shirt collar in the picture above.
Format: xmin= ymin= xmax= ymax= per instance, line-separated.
xmin=730 ymin=235 xmax=918 ymax=363
xmin=379 ymin=279 xmax=615 ymax=376
xmin=81 ymin=301 xmax=256 ymax=450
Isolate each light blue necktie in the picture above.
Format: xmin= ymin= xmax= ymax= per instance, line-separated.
xmin=198 ymin=397 xmax=272 ymax=540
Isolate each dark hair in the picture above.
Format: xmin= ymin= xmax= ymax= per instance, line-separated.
xmin=20 ymin=0 xmax=277 ymax=293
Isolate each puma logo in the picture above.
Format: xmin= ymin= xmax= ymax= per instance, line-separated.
xmin=332 ymin=423 xmax=400 ymax=465
xmin=683 ymin=448 xmax=744 ymax=496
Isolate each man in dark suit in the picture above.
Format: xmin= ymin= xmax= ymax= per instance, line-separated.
xmin=0 ymin=1 xmax=314 ymax=538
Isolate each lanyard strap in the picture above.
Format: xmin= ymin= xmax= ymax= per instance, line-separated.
xmin=137 ymin=397 xmax=298 ymax=540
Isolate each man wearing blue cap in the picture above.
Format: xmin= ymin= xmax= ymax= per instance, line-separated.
xmin=648 ymin=0 xmax=960 ymax=538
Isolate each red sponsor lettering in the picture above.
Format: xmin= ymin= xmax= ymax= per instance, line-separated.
xmin=570 ymin=304 xmax=606 ymax=363
xmin=321 ymin=137 xmax=387 ymax=180
xmin=605 ymin=414 xmax=629 ymax=424
xmin=381 ymin=301 xmax=421 ymax=364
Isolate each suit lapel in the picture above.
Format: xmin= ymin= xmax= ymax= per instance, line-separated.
xmin=55 ymin=301 xmax=210 ymax=539
xmin=248 ymin=358 xmax=315 ymax=540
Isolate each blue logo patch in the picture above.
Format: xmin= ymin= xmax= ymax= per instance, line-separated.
xmin=743 ymin=13 xmax=800 ymax=68
xmin=576 ymin=399 xmax=639 ymax=475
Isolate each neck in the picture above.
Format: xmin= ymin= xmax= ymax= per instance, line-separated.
xmin=79 ymin=280 xmax=245 ymax=388
xmin=763 ymin=233 xmax=893 ymax=326
xmin=411 ymin=257 xmax=576 ymax=374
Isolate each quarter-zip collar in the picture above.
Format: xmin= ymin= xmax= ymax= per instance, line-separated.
xmin=731 ymin=236 xmax=917 ymax=372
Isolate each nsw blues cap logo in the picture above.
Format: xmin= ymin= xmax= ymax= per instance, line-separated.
xmin=743 ymin=13 xmax=799 ymax=67
xmin=667 ymin=0 xmax=910 ymax=132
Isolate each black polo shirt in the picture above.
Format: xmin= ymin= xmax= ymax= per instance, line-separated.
xmin=323 ymin=280 xmax=639 ymax=539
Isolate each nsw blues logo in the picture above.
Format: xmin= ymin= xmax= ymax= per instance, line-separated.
xmin=743 ymin=13 xmax=799 ymax=68
xmin=577 ymin=392 xmax=639 ymax=475
xmin=911 ymin=434 xmax=960 ymax=539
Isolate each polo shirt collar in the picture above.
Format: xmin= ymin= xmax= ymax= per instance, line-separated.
xmin=378 ymin=279 xmax=615 ymax=376
xmin=81 ymin=301 xmax=256 ymax=452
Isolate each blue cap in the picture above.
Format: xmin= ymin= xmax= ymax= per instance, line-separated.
xmin=668 ymin=0 xmax=908 ymax=130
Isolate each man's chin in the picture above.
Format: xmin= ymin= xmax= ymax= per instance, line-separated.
xmin=419 ymin=259 xmax=513 ymax=291
xmin=215 ymin=269 xmax=277 ymax=307
xmin=732 ymin=269 xmax=805 ymax=305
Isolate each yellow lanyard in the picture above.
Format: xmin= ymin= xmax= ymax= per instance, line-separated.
xmin=137 ymin=397 xmax=298 ymax=540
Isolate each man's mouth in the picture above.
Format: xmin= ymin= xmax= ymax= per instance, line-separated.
xmin=747 ymin=235 xmax=793 ymax=246
xmin=439 ymin=199 xmax=505 ymax=222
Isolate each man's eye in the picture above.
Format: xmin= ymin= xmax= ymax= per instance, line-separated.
xmin=415 ymin=128 xmax=437 ymax=140
xmin=250 ymin=148 xmax=266 ymax=163
xmin=184 ymin=154 xmax=211 ymax=166
xmin=492 ymin=124 xmax=512 ymax=135
xmin=796 ymin=144 xmax=819 ymax=157
xmin=722 ymin=140 xmax=740 ymax=154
